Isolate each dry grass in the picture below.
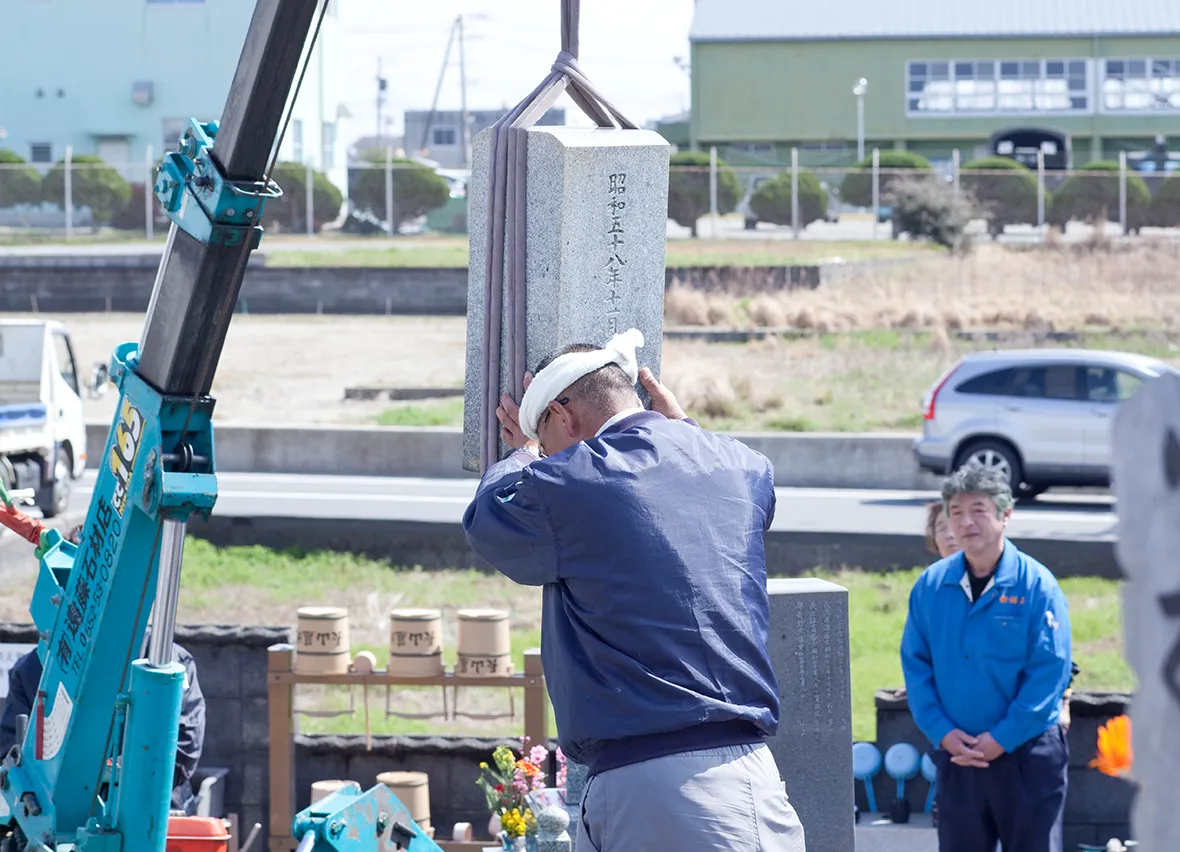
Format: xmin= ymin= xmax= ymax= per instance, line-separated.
xmin=671 ymin=241 xmax=1180 ymax=333
xmin=27 ymin=242 xmax=1180 ymax=434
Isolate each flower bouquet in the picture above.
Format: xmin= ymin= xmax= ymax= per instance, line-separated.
xmin=476 ymin=737 xmax=548 ymax=849
xmin=1089 ymin=714 xmax=1137 ymax=852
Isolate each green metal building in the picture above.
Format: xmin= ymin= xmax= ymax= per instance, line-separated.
xmin=689 ymin=0 xmax=1180 ymax=170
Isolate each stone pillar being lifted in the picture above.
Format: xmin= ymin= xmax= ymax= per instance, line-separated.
xmin=462 ymin=126 xmax=670 ymax=472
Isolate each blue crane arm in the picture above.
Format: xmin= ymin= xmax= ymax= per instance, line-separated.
xmin=291 ymin=784 xmax=444 ymax=852
xmin=0 ymin=3 xmax=325 ymax=851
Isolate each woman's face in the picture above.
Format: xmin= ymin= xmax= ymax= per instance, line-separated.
xmin=934 ymin=514 xmax=960 ymax=558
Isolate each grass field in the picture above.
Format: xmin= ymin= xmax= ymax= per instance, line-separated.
xmin=369 ymin=327 xmax=1180 ymax=434
xmin=263 ymin=236 xmax=935 ymax=269
xmin=170 ymin=541 xmax=1132 ymax=743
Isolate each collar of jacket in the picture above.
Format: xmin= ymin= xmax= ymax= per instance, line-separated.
xmin=940 ymin=538 xmax=1020 ymax=590
xmin=597 ymin=409 xmax=665 ymax=436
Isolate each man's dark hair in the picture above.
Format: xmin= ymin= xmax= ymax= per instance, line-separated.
xmin=534 ymin=343 xmax=637 ymax=413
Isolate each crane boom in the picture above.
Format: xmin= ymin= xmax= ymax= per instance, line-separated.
xmin=0 ymin=4 xmax=322 ymax=851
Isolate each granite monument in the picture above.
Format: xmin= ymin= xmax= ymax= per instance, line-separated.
xmin=765 ymin=578 xmax=855 ymax=852
xmin=462 ymin=126 xmax=671 ymax=472
xmin=1110 ymin=370 xmax=1180 ymax=851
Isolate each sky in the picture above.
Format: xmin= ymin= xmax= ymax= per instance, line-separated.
xmin=336 ymin=0 xmax=695 ymax=143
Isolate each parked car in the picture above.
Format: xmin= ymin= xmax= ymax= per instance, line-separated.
xmin=913 ymin=349 xmax=1177 ymax=496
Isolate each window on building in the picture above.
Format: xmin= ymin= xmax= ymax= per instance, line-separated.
xmin=291 ymin=119 xmax=303 ymax=163
xmin=908 ymin=59 xmax=1088 ymax=115
xmin=729 ymin=142 xmax=776 ymax=154
xmin=1103 ymin=58 xmax=1180 ymax=111
xmin=29 ymin=143 xmax=52 ymax=164
xmin=321 ymin=122 xmax=336 ymax=169
xmin=431 ymin=126 xmax=458 ymax=147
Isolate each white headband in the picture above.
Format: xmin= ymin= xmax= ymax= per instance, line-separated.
xmin=518 ymin=328 xmax=645 ymax=441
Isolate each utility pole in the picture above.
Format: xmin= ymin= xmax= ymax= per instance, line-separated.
xmin=421 ymin=17 xmax=459 ymax=154
xmin=376 ymin=57 xmax=388 ymax=142
xmin=458 ymin=14 xmax=470 ymax=168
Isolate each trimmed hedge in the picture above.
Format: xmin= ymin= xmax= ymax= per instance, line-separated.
xmin=41 ymin=155 xmax=132 ymax=226
xmin=841 ymin=150 xmax=933 ymax=208
xmin=1048 ymin=160 xmax=1150 ymax=232
xmin=748 ymin=170 xmax=828 ymax=228
xmin=0 ymin=149 xmax=41 ymax=208
xmin=668 ymin=151 xmax=741 ymax=237
xmin=264 ymin=162 xmax=345 ymax=233
xmin=961 ymin=156 xmax=1041 ymax=235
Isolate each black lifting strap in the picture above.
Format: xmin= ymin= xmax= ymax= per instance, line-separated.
xmin=479 ymin=0 xmax=639 ymax=471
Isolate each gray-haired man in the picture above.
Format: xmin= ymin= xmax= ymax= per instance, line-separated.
xmin=901 ymin=466 xmax=1073 ymax=852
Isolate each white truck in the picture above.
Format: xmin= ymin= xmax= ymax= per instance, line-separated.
xmin=0 ymin=319 xmax=104 ymax=518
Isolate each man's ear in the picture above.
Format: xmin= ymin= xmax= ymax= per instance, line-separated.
xmin=552 ymin=400 xmax=577 ymax=436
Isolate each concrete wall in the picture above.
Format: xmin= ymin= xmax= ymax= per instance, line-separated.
xmin=0 ymin=259 xmax=886 ymax=315
xmin=867 ymin=689 xmax=1134 ymax=850
xmin=0 ymin=259 xmax=470 ymax=316
xmin=85 ymin=422 xmax=942 ymax=490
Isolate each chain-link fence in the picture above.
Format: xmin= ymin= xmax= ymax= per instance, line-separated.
xmin=684 ymin=149 xmax=1179 ymax=242
xmin=2 ymin=146 xmax=1178 ymax=243
xmin=0 ymin=149 xmax=468 ymax=241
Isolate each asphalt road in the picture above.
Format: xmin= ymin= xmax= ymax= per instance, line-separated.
xmin=70 ymin=471 xmax=1116 ymax=541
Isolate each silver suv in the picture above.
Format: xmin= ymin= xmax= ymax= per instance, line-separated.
xmin=913 ymin=348 xmax=1177 ymax=495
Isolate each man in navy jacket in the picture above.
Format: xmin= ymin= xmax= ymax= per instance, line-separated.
xmin=1 ymin=638 xmax=206 ymax=814
xmin=463 ymin=329 xmax=805 ymax=852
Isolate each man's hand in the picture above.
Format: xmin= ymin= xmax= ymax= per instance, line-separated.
xmin=941 ymin=729 xmax=989 ymax=769
xmin=974 ymin=732 xmax=1005 ymax=762
xmin=496 ymin=373 xmax=540 ymax=454
xmin=639 ymin=368 xmax=687 ymax=420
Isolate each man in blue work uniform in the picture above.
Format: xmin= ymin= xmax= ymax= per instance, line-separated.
xmin=0 ymin=637 xmax=206 ymax=814
xmin=901 ymin=465 xmax=1072 ymax=852
xmin=463 ymin=329 xmax=805 ymax=852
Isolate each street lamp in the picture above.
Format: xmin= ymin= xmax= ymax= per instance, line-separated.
xmin=853 ymin=78 xmax=868 ymax=162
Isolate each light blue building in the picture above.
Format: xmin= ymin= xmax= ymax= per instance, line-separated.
xmin=0 ymin=0 xmax=350 ymax=187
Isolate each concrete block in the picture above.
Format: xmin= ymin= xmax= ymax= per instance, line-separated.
xmin=1092 ymin=823 xmax=1133 ymax=846
xmin=188 ymin=643 xmax=241 ymax=700
xmin=764 ymin=578 xmax=854 ymax=852
xmin=203 ymin=698 xmax=243 ymax=756
xmin=239 ymin=642 xmax=270 ymax=698
xmin=294 ymin=750 xmax=352 ymax=812
xmin=240 ymin=762 xmax=265 ymax=807
xmin=1063 ymin=768 xmax=1136 ymax=824
xmin=237 ymin=806 xmax=265 ymax=842
xmin=1066 ymin=715 xmax=1103 ymax=769
xmin=1063 ymin=823 xmax=1098 ymax=849
xmin=463 ymin=126 xmax=670 ymax=471
xmin=241 ymin=697 xmax=270 ymax=748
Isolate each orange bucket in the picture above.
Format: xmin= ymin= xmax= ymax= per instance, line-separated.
xmin=166 ymin=816 xmax=229 ymax=852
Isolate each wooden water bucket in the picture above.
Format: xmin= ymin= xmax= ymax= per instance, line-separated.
xmin=295 ymin=607 xmax=350 ymax=675
xmin=387 ymin=608 xmax=444 ymax=677
xmin=456 ymin=608 xmax=511 ymax=677
xmin=376 ymin=771 xmax=431 ymax=829
xmin=310 ymin=780 xmax=354 ymax=804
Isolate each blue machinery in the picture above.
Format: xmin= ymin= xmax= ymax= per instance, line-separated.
xmin=0 ymin=3 xmax=439 ymax=851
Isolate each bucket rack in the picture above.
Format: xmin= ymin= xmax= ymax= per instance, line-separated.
xmin=264 ymin=643 xmax=548 ymax=852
